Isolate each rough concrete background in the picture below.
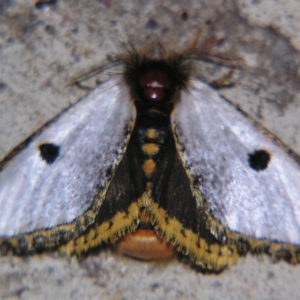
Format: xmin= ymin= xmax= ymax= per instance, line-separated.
xmin=0 ymin=0 xmax=299 ymax=299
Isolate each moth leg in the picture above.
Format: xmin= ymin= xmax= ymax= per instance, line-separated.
xmin=210 ymin=69 xmax=235 ymax=89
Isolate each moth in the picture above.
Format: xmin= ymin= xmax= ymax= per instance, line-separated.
xmin=1 ymin=46 xmax=300 ymax=272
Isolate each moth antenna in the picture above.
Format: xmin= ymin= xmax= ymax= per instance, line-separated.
xmin=182 ymin=25 xmax=244 ymax=69
xmin=68 ymin=60 xmax=121 ymax=87
xmin=152 ymin=39 xmax=169 ymax=59
xmin=186 ymin=23 xmax=205 ymax=52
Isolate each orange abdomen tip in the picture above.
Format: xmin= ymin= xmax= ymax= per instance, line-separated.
xmin=116 ymin=229 xmax=176 ymax=260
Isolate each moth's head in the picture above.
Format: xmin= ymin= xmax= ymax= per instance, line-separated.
xmin=117 ymin=47 xmax=194 ymax=114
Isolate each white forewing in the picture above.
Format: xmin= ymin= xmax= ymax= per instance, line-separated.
xmin=173 ymin=79 xmax=300 ymax=244
xmin=0 ymin=78 xmax=135 ymax=237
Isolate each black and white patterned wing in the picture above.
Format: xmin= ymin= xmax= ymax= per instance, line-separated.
xmin=172 ymin=79 xmax=300 ymax=245
xmin=0 ymin=79 xmax=135 ymax=237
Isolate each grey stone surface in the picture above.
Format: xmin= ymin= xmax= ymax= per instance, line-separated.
xmin=0 ymin=0 xmax=299 ymax=299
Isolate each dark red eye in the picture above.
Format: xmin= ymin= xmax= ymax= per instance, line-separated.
xmin=139 ymin=69 xmax=171 ymax=101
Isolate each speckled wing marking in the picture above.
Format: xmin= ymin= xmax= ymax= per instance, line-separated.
xmin=0 ymin=78 xmax=135 ymax=245
xmin=172 ymin=79 xmax=300 ymax=249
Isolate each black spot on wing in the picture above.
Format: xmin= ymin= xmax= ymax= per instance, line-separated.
xmin=248 ymin=149 xmax=271 ymax=171
xmin=38 ymin=143 xmax=60 ymax=164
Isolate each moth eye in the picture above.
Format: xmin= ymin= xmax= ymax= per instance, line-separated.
xmin=38 ymin=143 xmax=60 ymax=164
xmin=139 ymin=69 xmax=171 ymax=102
xmin=248 ymin=149 xmax=271 ymax=171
